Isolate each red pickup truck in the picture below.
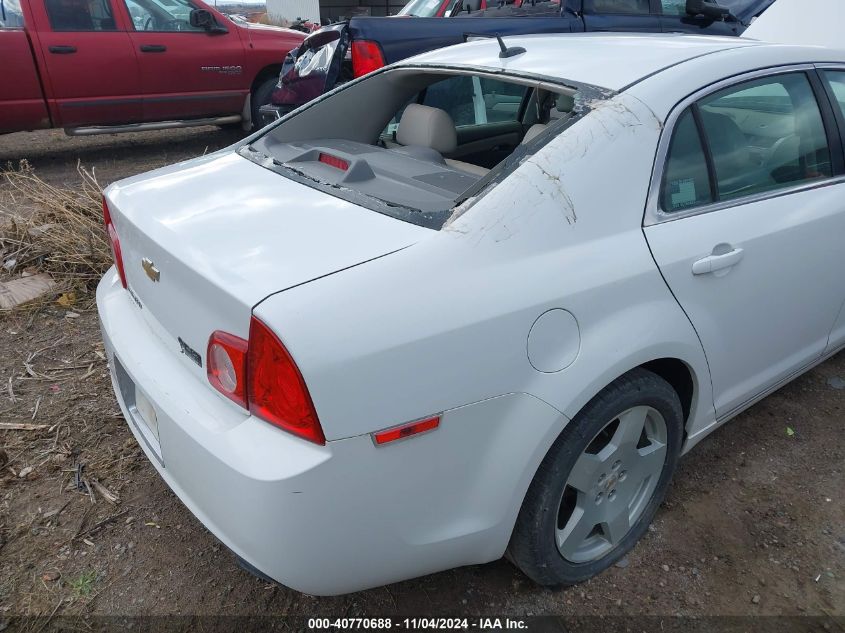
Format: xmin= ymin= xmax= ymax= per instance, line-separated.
xmin=0 ymin=0 xmax=304 ymax=135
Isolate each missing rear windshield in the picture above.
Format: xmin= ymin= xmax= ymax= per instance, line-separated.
xmin=241 ymin=66 xmax=606 ymax=230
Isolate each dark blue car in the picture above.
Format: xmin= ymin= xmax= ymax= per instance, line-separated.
xmin=260 ymin=0 xmax=774 ymax=124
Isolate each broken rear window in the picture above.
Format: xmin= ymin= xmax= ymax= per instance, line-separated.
xmin=242 ymin=67 xmax=604 ymax=229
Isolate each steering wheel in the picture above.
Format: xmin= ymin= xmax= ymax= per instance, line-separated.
xmin=143 ymin=15 xmax=154 ymax=30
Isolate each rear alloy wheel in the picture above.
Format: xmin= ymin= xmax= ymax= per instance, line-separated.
xmin=508 ymin=369 xmax=683 ymax=586
xmin=557 ymin=405 xmax=667 ymax=562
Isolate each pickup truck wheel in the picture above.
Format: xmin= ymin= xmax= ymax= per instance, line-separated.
xmin=250 ymin=77 xmax=279 ymax=132
xmin=507 ymin=368 xmax=683 ymax=586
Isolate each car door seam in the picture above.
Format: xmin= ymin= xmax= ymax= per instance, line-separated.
xmin=640 ymin=226 xmax=717 ymax=418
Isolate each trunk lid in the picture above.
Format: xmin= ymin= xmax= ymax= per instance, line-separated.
xmin=105 ymin=150 xmax=427 ymax=381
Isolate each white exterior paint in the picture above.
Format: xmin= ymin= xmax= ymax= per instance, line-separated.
xmin=98 ymin=27 xmax=845 ymax=594
xmin=408 ymin=32 xmax=759 ymax=92
xmin=743 ymin=0 xmax=845 ymax=51
xmin=99 ymin=277 xmax=566 ymax=594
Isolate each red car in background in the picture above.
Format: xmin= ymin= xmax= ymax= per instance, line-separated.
xmin=0 ymin=0 xmax=304 ymax=134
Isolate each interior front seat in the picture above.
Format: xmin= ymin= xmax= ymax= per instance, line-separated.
xmin=396 ymin=103 xmax=489 ymax=177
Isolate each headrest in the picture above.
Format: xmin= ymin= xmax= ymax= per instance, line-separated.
xmin=556 ymin=93 xmax=575 ymax=113
xmin=397 ymin=104 xmax=457 ymax=154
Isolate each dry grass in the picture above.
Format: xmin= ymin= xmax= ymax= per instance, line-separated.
xmin=0 ymin=160 xmax=109 ymax=305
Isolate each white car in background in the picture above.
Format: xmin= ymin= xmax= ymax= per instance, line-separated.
xmin=97 ymin=1 xmax=845 ymax=595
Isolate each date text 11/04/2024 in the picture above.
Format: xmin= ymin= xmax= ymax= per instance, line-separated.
xmin=308 ymin=618 xmax=528 ymax=630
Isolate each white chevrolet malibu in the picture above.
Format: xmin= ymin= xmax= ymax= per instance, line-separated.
xmin=97 ymin=19 xmax=845 ymax=594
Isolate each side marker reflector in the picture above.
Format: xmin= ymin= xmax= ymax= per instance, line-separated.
xmin=372 ymin=416 xmax=440 ymax=445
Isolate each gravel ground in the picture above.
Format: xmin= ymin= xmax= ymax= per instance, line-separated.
xmin=0 ymin=128 xmax=842 ymax=624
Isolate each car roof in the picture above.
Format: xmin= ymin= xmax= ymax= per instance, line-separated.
xmin=402 ymin=33 xmax=765 ymax=92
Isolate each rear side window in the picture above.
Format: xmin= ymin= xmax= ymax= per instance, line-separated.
xmin=699 ymin=74 xmax=832 ymax=201
xmin=823 ymin=71 xmax=845 ymax=118
xmin=661 ymin=109 xmax=713 ymax=212
xmin=660 ymin=72 xmax=833 ymax=213
xmin=0 ymin=0 xmax=25 ymax=27
xmin=586 ymin=0 xmax=650 ymax=14
xmin=45 ymin=0 xmax=118 ymax=30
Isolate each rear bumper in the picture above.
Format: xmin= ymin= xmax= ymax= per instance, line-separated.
xmin=97 ymin=269 xmax=568 ymax=595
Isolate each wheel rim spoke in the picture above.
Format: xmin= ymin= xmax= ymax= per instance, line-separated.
xmin=636 ymin=441 xmax=667 ymax=480
xmin=557 ymin=501 xmax=600 ymax=559
xmin=601 ymin=509 xmax=631 ymax=546
xmin=611 ymin=405 xmax=650 ymax=449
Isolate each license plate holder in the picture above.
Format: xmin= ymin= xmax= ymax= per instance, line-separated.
xmin=113 ymin=356 xmax=164 ymax=465
xmin=134 ymin=388 xmax=159 ymax=438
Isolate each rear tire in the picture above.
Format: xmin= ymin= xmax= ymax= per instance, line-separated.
xmin=508 ymin=368 xmax=683 ymax=586
xmin=249 ymin=77 xmax=279 ymax=132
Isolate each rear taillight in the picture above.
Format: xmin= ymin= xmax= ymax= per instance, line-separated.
xmin=247 ymin=316 xmax=325 ymax=445
xmin=102 ymin=197 xmax=127 ymax=289
xmin=351 ymin=40 xmax=385 ymax=78
xmin=206 ymin=318 xmax=325 ymax=445
xmin=207 ymin=331 xmax=248 ymax=408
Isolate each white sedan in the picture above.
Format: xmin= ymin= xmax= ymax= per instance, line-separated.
xmin=97 ymin=16 xmax=845 ymax=594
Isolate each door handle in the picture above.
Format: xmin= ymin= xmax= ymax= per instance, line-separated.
xmin=48 ymin=45 xmax=77 ymax=54
xmin=140 ymin=44 xmax=167 ymax=52
xmin=692 ymin=248 xmax=744 ymax=275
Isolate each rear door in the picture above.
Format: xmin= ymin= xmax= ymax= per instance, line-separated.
xmin=119 ymin=0 xmax=246 ymax=121
xmin=644 ymin=69 xmax=845 ymax=419
xmin=581 ymin=0 xmax=661 ymax=31
xmin=29 ymin=0 xmax=142 ymax=127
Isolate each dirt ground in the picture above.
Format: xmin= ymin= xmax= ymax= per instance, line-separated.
xmin=0 ymin=128 xmax=843 ymax=623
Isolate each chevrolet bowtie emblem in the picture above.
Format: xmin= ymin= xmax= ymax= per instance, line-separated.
xmin=141 ymin=258 xmax=160 ymax=282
